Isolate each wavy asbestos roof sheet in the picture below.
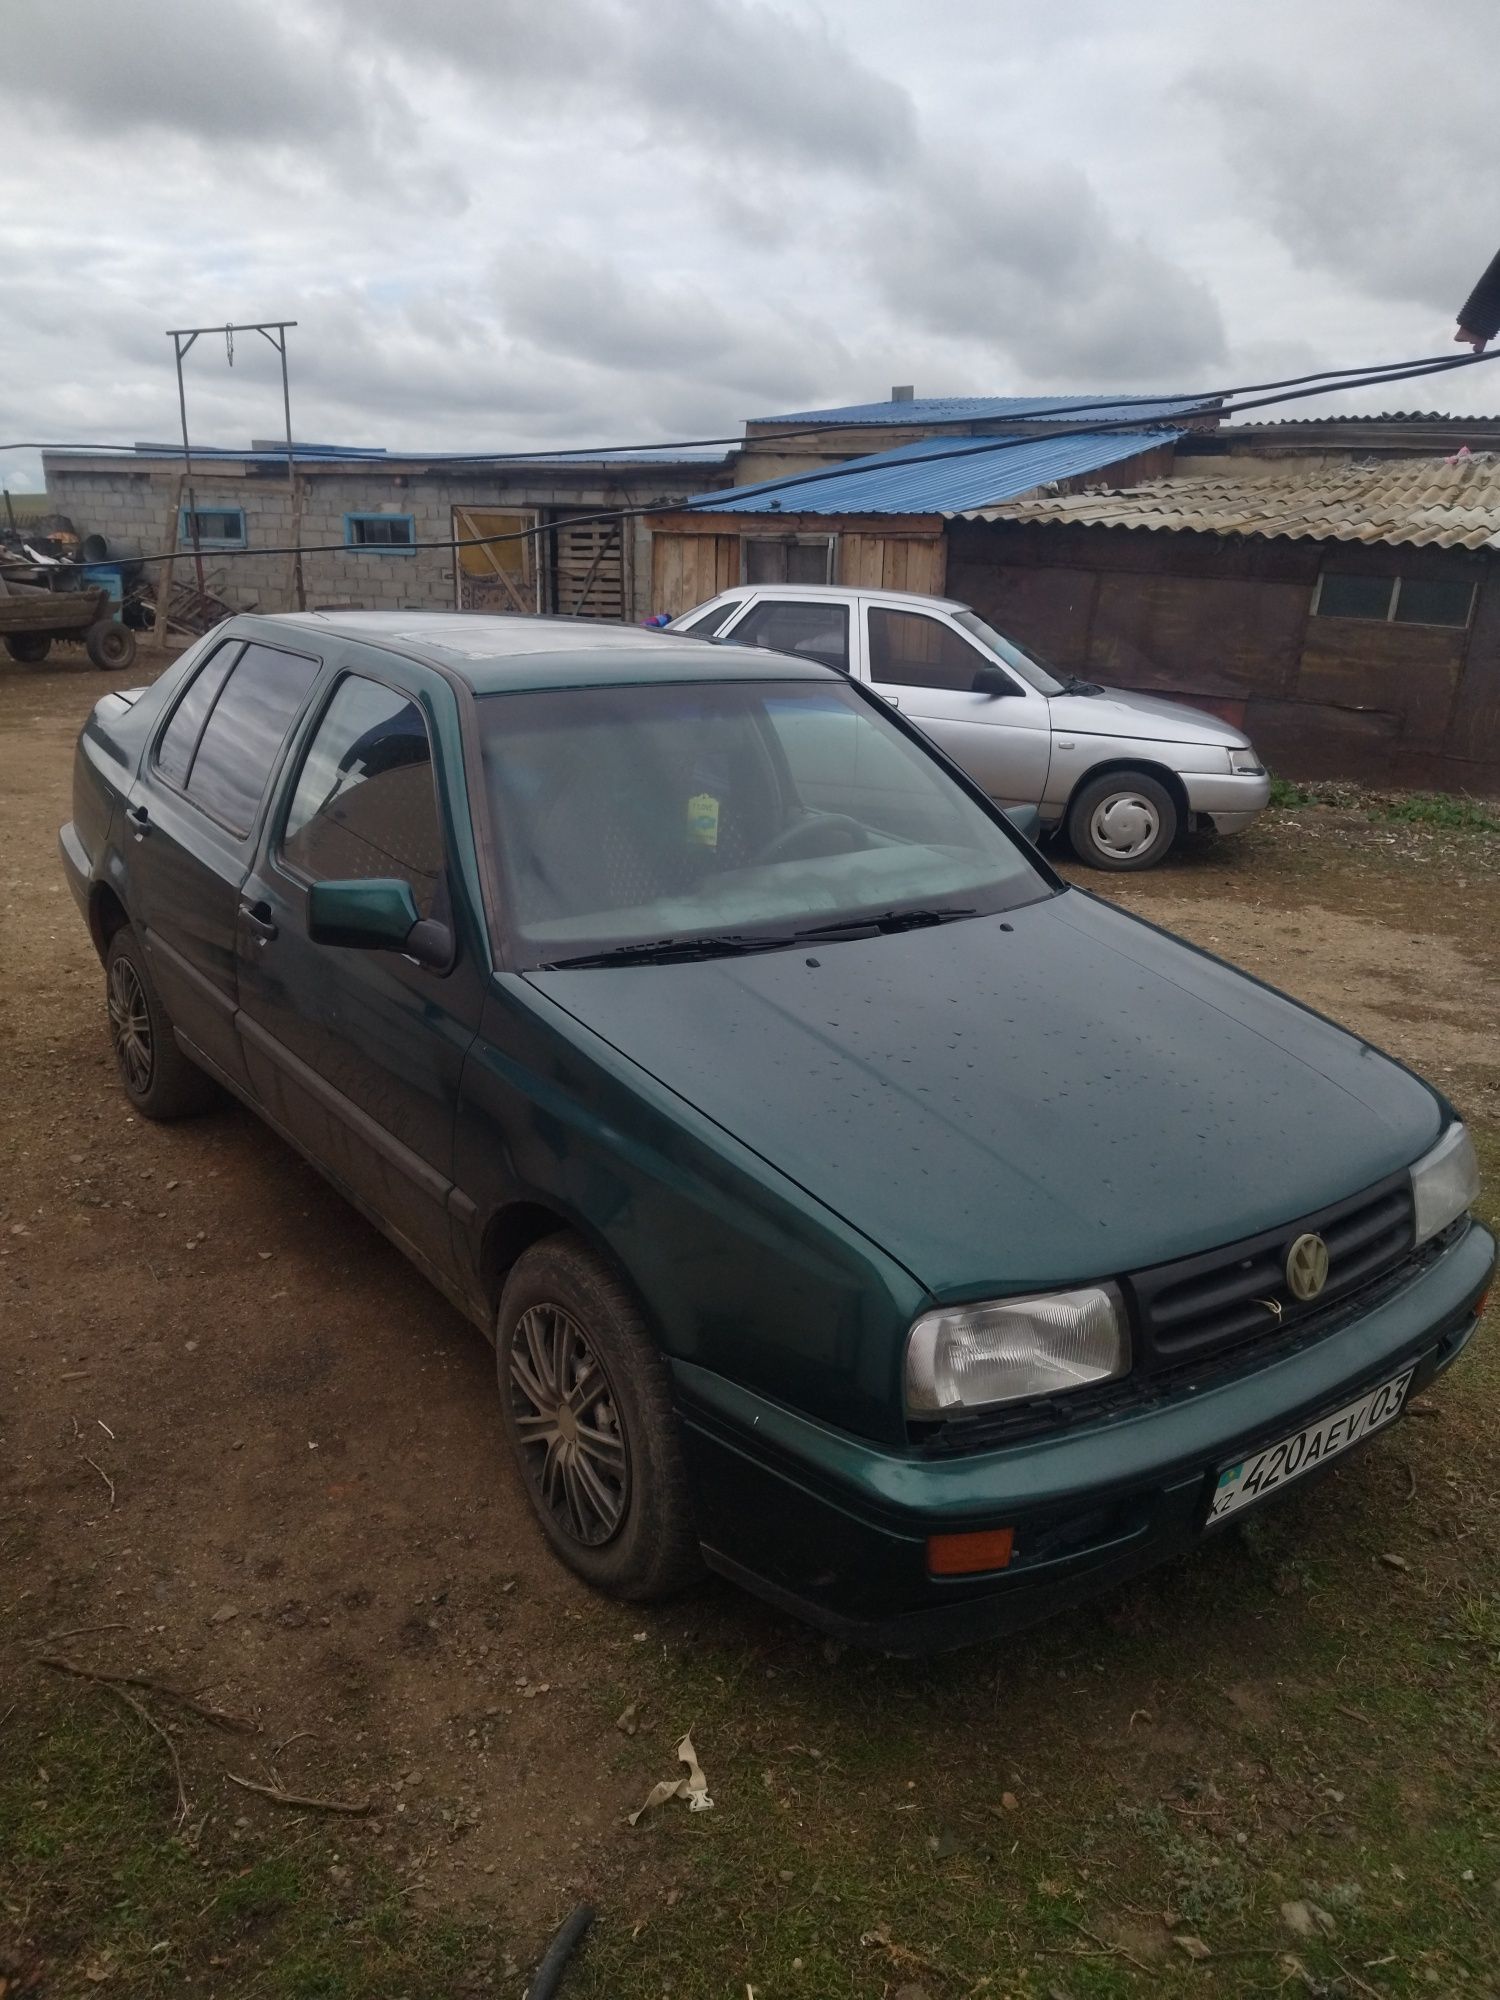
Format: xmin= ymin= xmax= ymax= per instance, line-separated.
xmin=970 ymin=453 xmax=1500 ymax=550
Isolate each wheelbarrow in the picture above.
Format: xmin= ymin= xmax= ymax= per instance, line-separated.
xmin=0 ymin=578 xmax=137 ymax=669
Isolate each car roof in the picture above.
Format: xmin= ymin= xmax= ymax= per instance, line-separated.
xmin=224 ymin=610 xmax=836 ymax=694
xmin=710 ymin=583 xmax=969 ymax=612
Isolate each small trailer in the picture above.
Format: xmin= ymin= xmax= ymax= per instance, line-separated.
xmin=0 ymin=578 xmax=137 ymax=669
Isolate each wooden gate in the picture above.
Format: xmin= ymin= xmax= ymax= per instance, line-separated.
xmin=550 ymin=513 xmax=627 ymax=620
xmin=452 ymin=506 xmax=539 ymax=612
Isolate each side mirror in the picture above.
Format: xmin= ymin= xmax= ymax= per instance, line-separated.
xmin=972 ymin=663 xmax=1019 ymax=698
xmin=1003 ymin=803 xmax=1042 ymax=844
xmin=307 ymin=878 xmax=452 ymax=969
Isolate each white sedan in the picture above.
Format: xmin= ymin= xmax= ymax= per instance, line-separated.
xmin=670 ymin=584 xmax=1269 ymax=870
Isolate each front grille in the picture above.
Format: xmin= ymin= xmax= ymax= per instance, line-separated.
xmin=913 ymin=1225 xmax=1459 ymax=1458
xmin=1124 ymin=1170 xmax=1415 ymax=1373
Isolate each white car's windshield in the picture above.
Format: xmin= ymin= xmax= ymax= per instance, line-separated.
xmin=952 ymin=610 xmax=1067 ymax=696
xmin=477 ymin=678 xmax=1052 ymax=966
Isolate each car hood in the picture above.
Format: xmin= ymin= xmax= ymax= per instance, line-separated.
xmin=1048 ymin=685 xmax=1250 ymax=748
xmin=525 ymin=891 xmax=1441 ymax=1298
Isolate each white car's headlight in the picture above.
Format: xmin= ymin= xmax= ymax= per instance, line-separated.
xmin=1228 ymin=747 xmax=1265 ymax=775
xmin=905 ymin=1285 xmax=1130 ymax=1414
xmin=1410 ymin=1122 xmax=1480 ymax=1245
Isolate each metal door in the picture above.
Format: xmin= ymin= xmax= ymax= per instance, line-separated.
xmin=862 ymin=602 xmax=1051 ymax=804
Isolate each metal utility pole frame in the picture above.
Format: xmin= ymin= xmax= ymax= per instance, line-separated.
xmin=167 ymin=319 xmax=304 ymax=614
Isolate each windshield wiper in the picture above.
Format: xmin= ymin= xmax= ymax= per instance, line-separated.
xmin=789 ymin=906 xmax=979 ymax=943
xmin=1061 ymin=675 xmax=1104 ymax=695
xmin=535 ymin=932 xmax=796 ymax=969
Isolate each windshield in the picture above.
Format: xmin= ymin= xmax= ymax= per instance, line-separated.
xmin=476 ymin=678 xmax=1052 ymax=965
xmin=952 ymin=609 xmax=1066 ymax=696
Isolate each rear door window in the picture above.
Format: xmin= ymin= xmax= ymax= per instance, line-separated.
xmin=154 ymin=640 xmax=243 ymax=789
xmin=185 ymin=642 xmax=321 ymax=834
xmin=728 ymin=600 xmax=849 ymax=672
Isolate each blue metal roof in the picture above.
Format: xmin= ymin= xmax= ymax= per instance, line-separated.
xmin=684 ymin=429 xmax=1181 ymax=518
xmin=754 ymin=393 xmax=1215 ymax=428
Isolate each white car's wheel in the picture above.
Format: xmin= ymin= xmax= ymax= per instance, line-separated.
xmin=1068 ymin=770 xmax=1179 ymax=871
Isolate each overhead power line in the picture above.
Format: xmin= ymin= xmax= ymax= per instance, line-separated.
xmin=2 ymin=347 xmax=1497 ymax=576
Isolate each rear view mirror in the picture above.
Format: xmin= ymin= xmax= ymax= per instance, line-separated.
xmin=307 ymin=878 xmax=452 ymax=968
xmin=1003 ymin=804 xmax=1042 ymax=844
xmin=972 ymin=663 xmax=1019 ymax=698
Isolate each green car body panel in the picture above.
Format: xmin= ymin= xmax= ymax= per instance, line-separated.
xmin=59 ymin=612 xmax=1494 ymax=1653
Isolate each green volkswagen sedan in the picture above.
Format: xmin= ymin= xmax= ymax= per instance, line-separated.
xmin=60 ymin=612 xmax=1493 ymax=1652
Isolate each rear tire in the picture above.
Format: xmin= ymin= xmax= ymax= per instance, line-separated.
xmin=104 ymin=926 xmax=219 ymax=1119
xmin=4 ymin=633 xmax=51 ymax=665
xmin=497 ymin=1235 xmax=703 ymax=1602
xmin=86 ymin=620 xmax=136 ymax=670
xmin=1068 ymin=769 xmax=1179 ymax=871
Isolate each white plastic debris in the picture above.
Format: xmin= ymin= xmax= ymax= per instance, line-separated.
xmin=627 ymin=1731 xmax=714 ymax=1824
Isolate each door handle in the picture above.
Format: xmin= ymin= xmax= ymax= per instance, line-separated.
xmin=125 ymin=804 xmax=150 ymax=837
xmin=240 ymin=900 xmax=279 ymax=942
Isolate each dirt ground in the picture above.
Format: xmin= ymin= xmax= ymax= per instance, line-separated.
xmin=2 ymin=648 xmax=1498 ymax=1996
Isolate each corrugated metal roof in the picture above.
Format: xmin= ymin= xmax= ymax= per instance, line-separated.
xmin=684 ymin=429 xmax=1180 ymax=518
xmin=970 ymin=453 xmax=1500 ymax=550
xmin=754 ymin=393 xmax=1215 ymax=428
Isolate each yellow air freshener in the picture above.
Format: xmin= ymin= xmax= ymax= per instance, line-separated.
xmin=687 ymin=793 xmax=721 ymax=849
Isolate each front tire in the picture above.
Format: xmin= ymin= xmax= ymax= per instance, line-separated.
xmin=497 ymin=1235 xmax=702 ymax=1601
xmin=4 ymin=634 xmax=51 ymax=665
xmin=104 ymin=927 xmax=219 ymax=1119
xmin=1067 ymin=769 xmax=1179 ymax=871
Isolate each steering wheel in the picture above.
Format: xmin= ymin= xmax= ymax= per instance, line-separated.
xmin=753 ymin=811 xmax=866 ymax=864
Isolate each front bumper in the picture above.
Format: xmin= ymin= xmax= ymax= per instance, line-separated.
xmin=1182 ymin=769 xmax=1271 ymax=836
xmin=675 ymin=1222 xmax=1494 ymax=1654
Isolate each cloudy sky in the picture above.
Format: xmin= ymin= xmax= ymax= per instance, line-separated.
xmin=2 ymin=0 xmax=1497 ymax=492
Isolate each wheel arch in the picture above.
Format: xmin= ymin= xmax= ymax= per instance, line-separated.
xmin=89 ymin=882 xmax=131 ymax=963
xmin=1065 ymin=755 xmax=1189 ymax=825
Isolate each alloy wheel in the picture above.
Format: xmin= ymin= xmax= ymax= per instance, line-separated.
xmin=507 ymin=1303 xmax=630 ymax=1546
xmin=107 ymin=956 xmax=153 ymax=1095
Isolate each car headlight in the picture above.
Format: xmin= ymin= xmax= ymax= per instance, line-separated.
xmin=1410 ymin=1122 xmax=1480 ymax=1245
xmin=1228 ymin=747 xmax=1265 ymax=775
xmin=905 ymin=1284 xmax=1130 ymax=1414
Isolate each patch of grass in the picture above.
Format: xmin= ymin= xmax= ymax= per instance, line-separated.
xmin=0 ymin=1682 xmax=510 ymax=1998
xmin=1373 ymin=791 xmax=1500 ymax=834
xmin=1267 ymin=772 xmax=1500 ymax=834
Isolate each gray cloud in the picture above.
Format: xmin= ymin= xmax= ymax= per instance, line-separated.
xmin=1188 ymin=0 xmax=1495 ymax=318
xmin=0 ymin=0 xmax=371 ymax=146
xmin=865 ymin=157 xmax=1228 ymax=383
xmin=341 ymin=0 xmax=918 ymax=176
xmin=2 ymin=0 xmax=1495 ymax=500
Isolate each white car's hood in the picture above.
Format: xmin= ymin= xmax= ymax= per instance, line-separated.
xmin=1048 ymin=685 xmax=1249 ymax=748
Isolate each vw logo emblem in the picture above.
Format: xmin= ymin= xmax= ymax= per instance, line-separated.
xmin=1286 ymin=1232 xmax=1330 ymax=1301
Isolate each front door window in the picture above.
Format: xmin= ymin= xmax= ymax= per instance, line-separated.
xmin=868 ymin=607 xmax=997 ymax=694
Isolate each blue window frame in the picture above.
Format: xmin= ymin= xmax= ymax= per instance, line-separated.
xmin=179 ymin=506 xmax=247 ymax=550
xmin=344 ymin=511 xmax=416 ymax=554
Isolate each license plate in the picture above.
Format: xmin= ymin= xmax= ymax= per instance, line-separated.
xmin=1208 ymin=1367 xmax=1414 ymax=1523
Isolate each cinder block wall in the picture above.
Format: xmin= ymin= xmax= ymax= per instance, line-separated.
xmin=41 ymin=461 xmax=708 ymax=622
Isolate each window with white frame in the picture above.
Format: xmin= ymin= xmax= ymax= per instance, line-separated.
xmin=1312 ymin=571 xmax=1474 ymax=628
